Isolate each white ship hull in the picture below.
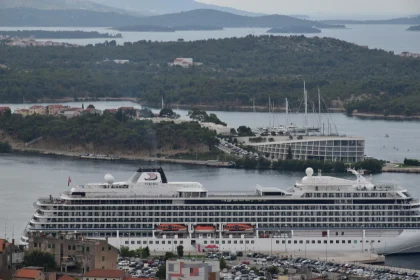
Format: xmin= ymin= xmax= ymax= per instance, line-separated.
xmin=91 ymin=229 xmax=420 ymax=255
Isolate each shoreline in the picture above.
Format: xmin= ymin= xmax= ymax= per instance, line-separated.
xmin=10 ymin=147 xmax=212 ymax=167
xmin=350 ymin=112 xmax=420 ymax=121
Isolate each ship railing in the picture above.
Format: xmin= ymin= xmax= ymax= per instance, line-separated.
xmin=410 ymin=199 xmax=420 ymax=205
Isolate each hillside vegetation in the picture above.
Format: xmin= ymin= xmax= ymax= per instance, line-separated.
xmin=0 ymin=113 xmax=218 ymax=154
xmin=1 ymin=36 xmax=419 ymax=115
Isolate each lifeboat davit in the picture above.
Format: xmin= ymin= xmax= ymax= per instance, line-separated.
xmin=195 ymin=225 xmax=216 ymax=233
xmin=156 ymin=224 xmax=187 ymax=232
xmin=224 ymin=224 xmax=254 ymax=232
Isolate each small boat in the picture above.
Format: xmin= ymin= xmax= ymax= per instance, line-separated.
xmin=223 ymin=224 xmax=254 ymax=232
xmin=385 ymin=134 xmax=389 ymax=138
xmin=206 ymin=160 xmax=235 ymax=168
xmin=156 ymin=224 xmax=187 ymax=232
xmin=195 ymin=225 xmax=216 ymax=233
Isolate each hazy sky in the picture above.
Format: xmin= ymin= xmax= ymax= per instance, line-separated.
xmin=197 ymin=0 xmax=420 ymax=17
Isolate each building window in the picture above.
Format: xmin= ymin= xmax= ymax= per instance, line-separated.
xmin=156 ymin=241 xmax=159 ymax=244
xmin=48 ymin=244 xmax=51 ymax=249
xmin=174 ymin=241 xmax=177 ymax=244
xmin=125 ymin=241 xmax=129 ymax=245
xmin=102 ymin=247 xmax=105 ymax=251
xmin=87 ymin=247 xmax=89 ymax=252
xmin=73 ymin=245 xmax=76 ymax=250
xmin=180 ymin=241 xmax=183 ymax=244
xmin=68 ymin=245 xmax=71 ymax=250
xmin=143 ymin=241 xmax=147 ymax=244
xmin=168 ymin=241 xmax=171 ymax=244
xmin=204 ymin=241 xmax=207 ymax=244
xmin=52 ymin=244 xmax=55 ymax=249
xmin=294 ymin=241 xmax=297 ymax=244
xmin=102 ymin=256 xmax=105 ymax=261
xmin=109 ymin=246 xmax=112 ymax=250
xmin=131 ymin=241 xmax=135 ymax=244
xmin=251 ymin=241 xmax=254 ymax=244
xmin=137 ymin=241 xmax=141 ymax=244
xmin=34 ymin=243 xmax=37 ymax=248
xmin=282 ymin=241 xmax=285 ymax=244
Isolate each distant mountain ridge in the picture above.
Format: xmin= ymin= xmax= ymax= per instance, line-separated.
xmin=114 ymin=9 xmax=341 ymax=29
xmin=90 ymin=0 xmax=265 ymax=16
xmin=0 ymin=0 xmax=122 ymax=13
xmin=0 ymin=8 xmax=143 ymax=26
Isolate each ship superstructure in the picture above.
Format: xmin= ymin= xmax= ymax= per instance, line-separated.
xmin=22 ymin=167 xmax=420 ymax=255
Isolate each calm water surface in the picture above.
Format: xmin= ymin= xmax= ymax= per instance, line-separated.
xmin=0 ymin=24 xmax=418 ymax=54
xmin=0 ymin=153 xmax=420 ymax=268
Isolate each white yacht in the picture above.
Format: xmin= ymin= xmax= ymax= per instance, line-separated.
xmin=22 ymin=167 xmax=420 ymax=255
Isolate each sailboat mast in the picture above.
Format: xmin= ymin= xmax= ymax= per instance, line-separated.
xmin=268 ymin=97 xmax=271 ymax=128
xmin=304 ymin=81 xmax=308 ymax=129
xmin=318 ymin=88 xmax=321 ymax=128
xmin=285 ymin=98 xmax=288 ymax=127
xmin=161 ymin=96 xmax=164 ymax=110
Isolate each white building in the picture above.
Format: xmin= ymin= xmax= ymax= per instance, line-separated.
xmin=173 ymin=58 xmax=193 ymax=68
xmin=242 ymin=135 xmax=365 ymax=162
xmin=200 ymin=122 xmax=232 ymax=136
xmin=166 ymin=260 xmax=220 ymax=280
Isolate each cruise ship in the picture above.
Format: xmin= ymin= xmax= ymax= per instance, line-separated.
xmin=22 ymin=167 xmax=420 ymax=255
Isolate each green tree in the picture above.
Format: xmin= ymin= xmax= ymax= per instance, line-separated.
xmin=0 ymin=141 xmax=11 ymax=152
xmin=287 ymin=146 xmax=293 ymax=159
xmin=266 ymin=266 xmax=278 ymax=275
xmin=164 ymin=252 xmax=177 ymax=261
xmin=156 ymin=266 xmax=166 ymax=279
xmin=140 ymin=108 xmax=154 ymax=118
xmin=237 ymin=126 xmax=254 ymax=136
xmin=159 ymin=108 xmax=178 ymax=119
xmin=177 ymin=245 xmax=184 ymax=257
xmin=142 ymin=246 xmax=150 ymax=257
xmin=219 ymin=257 xmax=227 ymax=270
xmin=23 ymin=251 xmax=56 ymax=271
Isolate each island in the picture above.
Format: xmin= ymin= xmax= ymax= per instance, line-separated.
xmin=1 ymin=36 xmax=419 ymax=116
xmin=0 ymin=30 xmax=122 ymax=39
xmin=267 ymin=26 xmax=321 ymax=34
xmin=407 ymin=25 xmax=420 ymax=31
xmin=114 ymin=25 xmax=223 ymax=32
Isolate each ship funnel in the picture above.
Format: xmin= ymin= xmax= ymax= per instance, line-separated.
xmin=104 ymin=174 xmax=115 ymax=185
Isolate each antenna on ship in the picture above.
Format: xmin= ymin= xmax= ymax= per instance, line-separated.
xmin=318 ymin=88 xmax=322 ymax=128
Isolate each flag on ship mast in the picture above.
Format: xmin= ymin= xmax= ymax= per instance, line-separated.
xmin=68 ymin=176 xmax=72 ymax=186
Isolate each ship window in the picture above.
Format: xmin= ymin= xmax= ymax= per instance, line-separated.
xmin=222 ymin=241 xmax=225 ymax=244
xmin=306 ymin=240 xmax=309 ymax=244
xmin=276 ymin=241 xmax=279 ymax=244
xmin=234 ymin=241 xmax=237 ymax=244
xmin=299 ymin=240 xmax=303 ymax=244
xmin=143 ymin=241 xmax=147 ymax=244
xmin=348 ymin=240 xmax=351 ymax=244
xmin=216 ymin=241 xmax=219 ymax=244
xmin=180 ymin=241 xmax=183 ymax=244
xmin=330 ymin=240 xmax=333 ymax=244
xmin=288 ymin=241 xmax=291 ymax=244
xmin=149 ymin=241 xmax=152 ymax=244
xmin=174 ymin=241 xmax=177 ymax=244
xmin=131 ymin=241 xmax=134 ymax=244
xmin=294 ymin=241 xmax=297 ymax=244
xmin=204 ymin=241 xmax=207 ymax=244
xmin=318 ymin=241 xmax=321 ymax=244
xmin=228 ymin=241 xmax=231 ymax=244
xmin=312 ymin=240 xmax=315 ymax=244
xmin=240 ymin=241 xmax=243 ymax=244
xmin=251 ymin=241 xmax=254 ymax=244
xmin=246 ymin=241 xmax=249 ymax=244
xmin=282 ymin=241 xmax=285 ymax=244
xmin=156 ymin=241 xmax=159 ymax=244
xmin=137 ymin=241 xmax=141 ymax=244
xmin=378 ymin=240 xmax=381 ymax=243
xmin=324 ymin=241 xmax=327 ymax=244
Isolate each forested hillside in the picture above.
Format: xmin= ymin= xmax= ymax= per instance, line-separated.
xmin=0 ymin=113 xmax=217 ymax=153
xmin=1 ymin=35 xmax=419 ymax=115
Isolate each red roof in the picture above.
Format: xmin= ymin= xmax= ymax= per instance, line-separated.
xmin=0 ymin=106 xmax=10 ymax=111
xmin=58 ymin=275 xmax=76 ymax=280
xmin=83 ymin=269 xmax=125 ymax=278
xmin=29 ymin=105 xmax=45 ymax=109
xmin=15 ymin=269 xmax=41 ymax=279
xmin=119 ymin=107 xmax=134 ymax=110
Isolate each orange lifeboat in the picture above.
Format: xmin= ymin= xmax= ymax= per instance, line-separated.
xmin=224 ymin=224 xmax=254 ymax=232
xmin=156 ymin=224 xmax=187 ymax=232
xmin=195 ymin=225 xmax=216 ymax=233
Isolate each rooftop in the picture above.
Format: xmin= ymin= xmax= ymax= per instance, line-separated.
xmin=58 ymin=276 xmax=76 ymax=280
xmin=83 ymin=269 xmax=125 ymax=278
xmin=15 ymin=269 xmax=41 ymax=279
xmin=239 ymin=135 xmax=364 ymax=146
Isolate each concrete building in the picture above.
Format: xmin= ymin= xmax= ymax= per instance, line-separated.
xmin=200 ymin=123 xmax=233 ymax=136
xmin=243 ymin=135 xmax=365 ymax=162
xmin=47 ymin=105 xmax=65 ymax=115
xmin=82 ymin=269 xmax=125 ymax=280
xmin=14 ymin=109 xmax=30 ymax=116
xmin=59 ymin=108 xmax=83 ymax=119
xmin=0 ymin=107 xmax=11 ymax=115
xmin=27 ymin=232 xmax=118 ymax=273
xmin=166 ymin=260 xmax=220 ymax=280
xmin=29 ymin=106 xmax=47 ymax=115
xmin=173 ymin=58 xmax=193 ymax=67
xmin=80 ymin=108 xmax=103 ymax=116
xmin=0 ymin=239 xmax=25 ymax=280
